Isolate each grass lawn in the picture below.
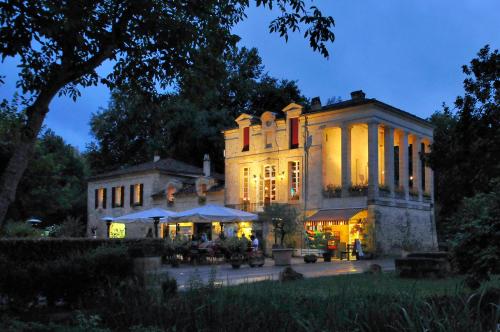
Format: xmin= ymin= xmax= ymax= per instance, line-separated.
xmin=2 ymin=272 xmax=499 ymax=332
xmin=225 ymin=272 xmax=489 ymax=298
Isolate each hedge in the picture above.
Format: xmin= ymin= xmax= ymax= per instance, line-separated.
xmin=0 ymin=238 xmax=174 ymax=262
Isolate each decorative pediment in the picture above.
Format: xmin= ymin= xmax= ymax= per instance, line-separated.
xmin=235 ymin=113 xmax=254 ymax=127
xmin=260 ymin=111 xmax=277 ymax=129
xmin=282 ymin=103 xmax=303 ymax=118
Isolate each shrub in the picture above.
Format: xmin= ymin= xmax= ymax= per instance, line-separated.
xmin=0 ymin=245 xmax=134 ymax=308
xmin=451 ymin=179 xmax=500 ymax=288
xmin=0 ymin=238 xmax=173 ymax=263
xmin=2 ymin=221 xmax=41 ymax=238
xmin=52 ymin=216 xmax=86 ymax=237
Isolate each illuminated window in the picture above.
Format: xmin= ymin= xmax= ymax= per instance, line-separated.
xmin=289 ymin=161 xmax=300 ymax=200
xmin=112 ymin=186 xmax=124 ymax=208
xmin=167 ymin=185 xmax=176 ymax=205
xmin=95 ymin=188 xmax=106 ymax=209
xmin=263 ymin=165 xmax=276 ymax=204
xmin=109 ymin=223 xmax=126 ymax=238
xmin=130 ymin=183 xmax=143 ymax=206
xmin=242 ymin=127 xmax=250 ymax=151
xmin=242 ymin=167 xmax=249 ymax=201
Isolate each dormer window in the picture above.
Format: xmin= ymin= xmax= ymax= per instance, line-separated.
xmin=265 ymin=132 xmax=272 ymax=148
xmin=167 ymin=185 xmax=176 ymax=206
xmin=242 ymin=127 xmax=250 ymax=151
xmin=290 ymin=118 xmax=299 ymax=149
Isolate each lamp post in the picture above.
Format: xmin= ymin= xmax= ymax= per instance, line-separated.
xmin=102 ymin=217 xmax=114 ymax=238
xmin=150 ymin=216 xmax=161 ymax=238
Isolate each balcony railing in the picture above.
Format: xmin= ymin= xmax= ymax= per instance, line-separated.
xmin=226 ymin=202 xmax=265 ymax=213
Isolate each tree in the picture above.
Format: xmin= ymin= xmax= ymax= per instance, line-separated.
xmin=0 ymin=0 xmax=335 ymax=228
xmin=86 ymin=46 xmax=307 ymax=173
xmin=258 ymin=204 xmax=299 ymax=247
xmin=429 ymin=45 xmax=499 ymax=238
xmin=0 ymin=122 xmax=88 ymax=225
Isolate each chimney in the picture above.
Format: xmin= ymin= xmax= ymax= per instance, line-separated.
xmin=311 ymin=96 xmax=322 ymax=111
xmin=350 ymin=90 xmax=366 ymax=100
xmin=153 ymin=154 xmax=160 ymax=162
xmin=203 ymin=154 xmax=211 ymax=177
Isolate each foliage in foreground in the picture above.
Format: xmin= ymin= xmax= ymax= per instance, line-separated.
xmin=2 ymin=273 xmax=499 ymax=332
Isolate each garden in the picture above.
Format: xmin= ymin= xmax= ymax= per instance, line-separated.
xmin=1 ymin=268 xmax=499 ymax=331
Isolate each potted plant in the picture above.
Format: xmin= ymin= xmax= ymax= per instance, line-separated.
xmin=259 ymin=204 xmax=299 ymax=266
xmin=223 ymin=237 xmax=247 ymax=269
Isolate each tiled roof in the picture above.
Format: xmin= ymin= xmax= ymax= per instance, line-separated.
xmin=89 ymin=158 xmax=223 ymax=181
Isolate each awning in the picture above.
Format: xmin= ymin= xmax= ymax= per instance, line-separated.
xmin=169 ymin=204 xmax=258 ymax=223
xmin=307 ymin=208 xmax=366 ymax=223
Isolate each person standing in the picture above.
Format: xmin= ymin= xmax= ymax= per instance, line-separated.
xmin=250 ymin=235 xmax=259 ymax=251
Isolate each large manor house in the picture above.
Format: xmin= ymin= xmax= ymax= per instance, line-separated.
xmin=88 ymin=90 xmax=437 ymax=254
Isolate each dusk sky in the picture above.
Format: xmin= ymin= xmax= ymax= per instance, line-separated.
xmin=1 ymin=0 xmax=499 ymax=150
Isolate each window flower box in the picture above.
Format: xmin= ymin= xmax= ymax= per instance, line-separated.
xmin=348 ymin=185 xmax=368 ymax=197
xmin=322 ymin=184 xmax=342 ymax=198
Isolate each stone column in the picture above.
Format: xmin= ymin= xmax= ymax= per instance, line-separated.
xmin=398 ymin=131 xmax=409 ymax=200
xmin=368 ymin=121 xmax=379 ymax=200
xmin=412 ymin=136 xmax=423 ymax=201
xmin=341 ymin=124 xmax=351 ymax=197
xmin=384 ymin=126 xmax=395 ymax=195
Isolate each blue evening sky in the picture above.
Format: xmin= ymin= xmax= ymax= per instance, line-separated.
xmin=1 ymin=0 xmax=499 ymax=150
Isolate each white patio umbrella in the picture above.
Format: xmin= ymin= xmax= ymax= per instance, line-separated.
xmin=170 ymin=204 xmax=258 ymax=223
xmin=108 ymin=207 xmax=177 ymax=238
xmin=113 ymin=207 xmax=176 ymax=222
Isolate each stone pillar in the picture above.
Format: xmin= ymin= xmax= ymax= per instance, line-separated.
xmin=412 ymin=136 xmax=423 ymax=201
xmin=368 ymin=122 xmax=379 ymax=200
xmin=398 ymin=131 xmax=409 ymax=200
xmin=384 ymin=126 xmax=395 ymax=195
xmin=341 ymin=124 xmax=352 ymax=197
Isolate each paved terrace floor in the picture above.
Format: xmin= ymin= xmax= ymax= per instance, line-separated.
xmin=162 ymin=257 xmax=395 ymax=290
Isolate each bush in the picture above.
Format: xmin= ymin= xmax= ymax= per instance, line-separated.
xmin=0 ymin=245 xmax=134 ymax=307
xmin=0 ymin=238 xmax=174 ymax=263
xmin=2 ymin=221 xmax=41 ymax=238
xmin=451 ymin=179 xmax=500 ymax=288
xmin=52 ymin=216 xmax=86 ymax=237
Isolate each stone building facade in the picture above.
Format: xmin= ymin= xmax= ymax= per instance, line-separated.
xmin=87 ymin=155 xmax=224 ymax=238
xmin=223 ymin=91 xmax=438 ymax=255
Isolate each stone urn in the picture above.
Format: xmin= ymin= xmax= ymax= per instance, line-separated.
xmin=272 ymin=248 xmax=294 ymax=266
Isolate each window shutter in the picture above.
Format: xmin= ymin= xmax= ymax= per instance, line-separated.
xmin=94 ymin=189 xmax=98 ymax=209
xmin=130 ymin=185 xmax=134 ymax=206
xmin=290 ymin=118 xmax=299 ymax=148
xmin=111 ymin=187 xmax=116 ymax=208
xmin=139 ymin=183 xmax=144 ymax=206
xmin=242 ymin=127 xmax=250 ymax=151
xmin=120 ymin=186 xmax=125 ymax=207
xmin=103 ymin=188 xmax=107 ymax=209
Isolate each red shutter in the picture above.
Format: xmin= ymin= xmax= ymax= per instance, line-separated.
xmin=139 ymin=184 xmax=144 ymax=206
xmin=94 ymin=189 xmax=98 ymax=209
xmin=130 ymin=185 xmax=134 ymax=206
xmin=102 ymin=188 xmax=107 ymax=209
xmin=242 ymin=127 xmax=250 ymax=151
xmin=290 ymin=118 xmax=299 ymax=148
xmin=120 ymin=186 xmax=125 ymax=207
xmin=111 ymin=187 xmax=116 ymax=208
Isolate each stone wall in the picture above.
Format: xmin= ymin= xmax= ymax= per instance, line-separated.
xmin=371 ymin=204 xmax=437 ymax=255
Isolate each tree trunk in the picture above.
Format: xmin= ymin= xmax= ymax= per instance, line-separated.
xmin=0 ymin=91 xmax=55 ymax=229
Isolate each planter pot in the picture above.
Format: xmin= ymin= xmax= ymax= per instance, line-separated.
xmin=230 ymin=254 xmax=244 ymax=269
xmin=272 ymin=248 xmax=294 ymax=266
xmin=249 ymin=254 xmax=265 ymax=267
xmin=303 ymin=254 xmax=317 ymax=263
xmin=322 ymin=252 xmax=332 ymax=262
